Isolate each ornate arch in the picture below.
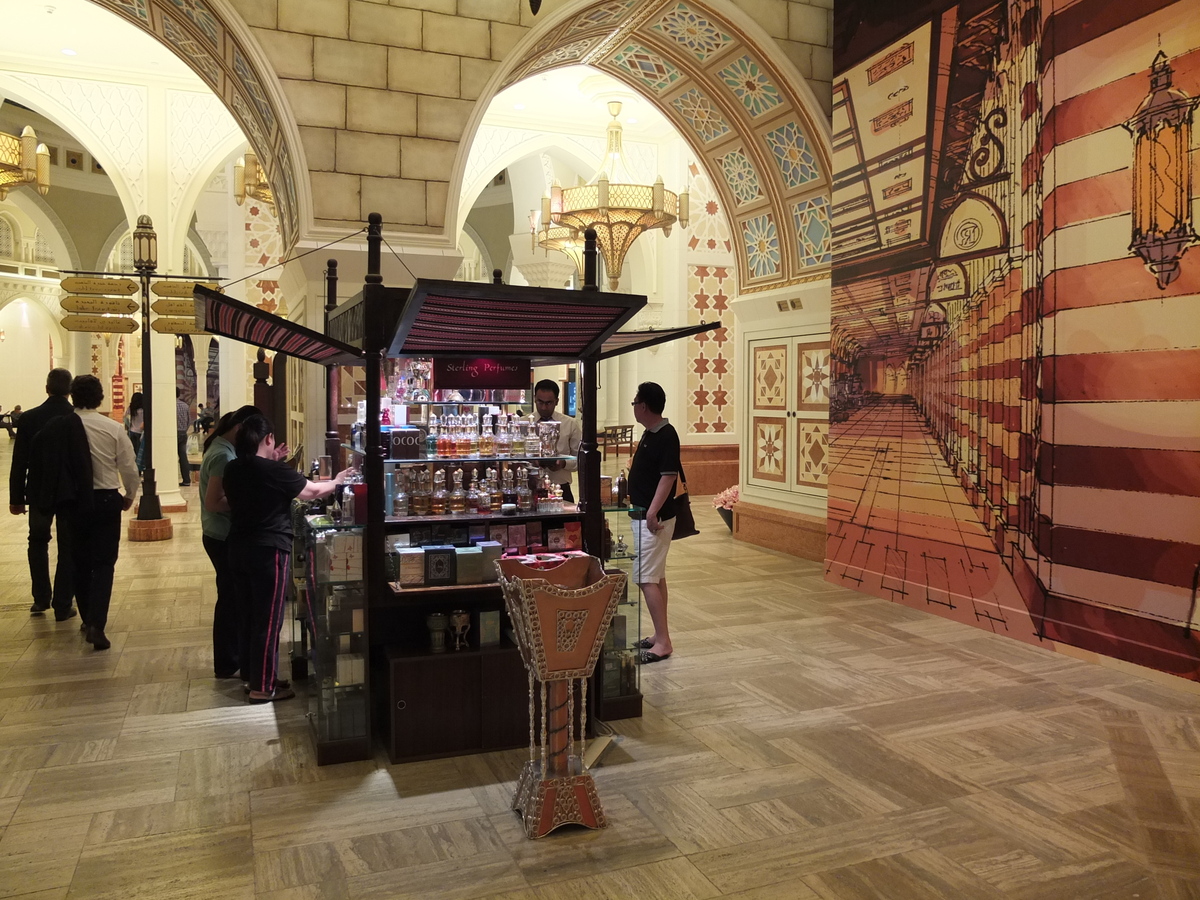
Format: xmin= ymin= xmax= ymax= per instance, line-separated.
xmin=489 ymin=0 xmax=832 ymax=294
xmin=87 ymin=0 xmax=305 ymax=249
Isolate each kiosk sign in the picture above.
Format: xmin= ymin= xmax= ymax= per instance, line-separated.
xmin=433 ymin=358 xmax=530 ymax=390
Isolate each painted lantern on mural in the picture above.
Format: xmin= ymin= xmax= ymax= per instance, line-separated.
xmin=1124 ymin=51 xmax=1198 ymax=289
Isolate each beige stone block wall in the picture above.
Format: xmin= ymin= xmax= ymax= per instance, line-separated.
xmin=227 ymin=0 xmax=833 ymax=231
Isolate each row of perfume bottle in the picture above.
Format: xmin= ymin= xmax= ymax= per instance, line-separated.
xmin=422 ymin=413 xmax=559 ymax=459
xmin=385 ymin=463 xmax=567 ymax=517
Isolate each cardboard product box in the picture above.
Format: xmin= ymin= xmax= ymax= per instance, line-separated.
xmin=547 ymin=528 xmax=567 ymax=550
xmin=398 ymin=548 xmax=425 ymax=586
xmin=600 ymin=475 xmax=613 ymax=505
xmin=525 ymin=520 xmax=543 ymax=547
xmin=478 ymin=609 xmax=501 ymax=647
xmin=423 ymin=545 xmax=457 ymax=586
xmin=609 ymin=614 xmax=627 ymax=649
xmin=314 ymin=540 xmax=333 ymax=582
xmin=489 ymin=524 xmax=508 ymax=546
xmin=329 ymin=607 xmax=356 ymax=634
xmin=602 ymin=654 xmax=621 ymax=698
xmin=468 ymin=525 xmax=487 ymax=543
xmin=336 ymin=652 xmax=364 ymax=685
xmin=455 ymin=545 xmax=484 ymax=584
xmin=477 ymin=541 xmax=503 ymax=581
xmin=388 ymin=426 xmax=424 ymax=460
xmin=408 ymin=526 xmax=433 ymax=547
xmin=564 ymin=520 xmax=582 ymax=549
xmin=507 ymin=523 xmax=527 ymax=549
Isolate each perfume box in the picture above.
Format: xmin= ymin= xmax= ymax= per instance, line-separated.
xmin=547 ymin=527 xmax=566 ymax=550
xmin=468 ymin=525 xmax=487 ymax=543
xmin=398 ymin=548 xmax=425 ymax=586
xmin=609 ymin=613 xmax=626 ymax=649
xmin=525 ymin=520 xmax=543 ymax=547
xmin=477 ymin=541 xmax=503 ymax=582
xmin=423 ymin=544 xmax=457 ymax=586
xmin=388 ymin=426 xmax=423 ymax=460
xmin=507 ymin=523 xmax=527 ymax=548
xmin=602 ymin=654 xmax=621 ymax=698
xmin=336 ymin=652 xmax=365 ymax=685
xmin=408 ymin=526 xmax=432 ymax=547
xmin=600 ymin=475 xmax=613 ymax=505
xmin=455 ymin=545 xmax=483 ymax=584
xmin=564 ymin=521 xmax=582 ymax=549
xmin=489 ymin=524 xmax=508 ymax=546
xmin=478 ymin=609 xmax=500 ymax=647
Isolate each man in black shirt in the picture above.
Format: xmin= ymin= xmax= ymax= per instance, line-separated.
xmin=7 ymin=368 xmax=78 ymax=619
xmin=627 ymin=382 xmax=679 ymax=663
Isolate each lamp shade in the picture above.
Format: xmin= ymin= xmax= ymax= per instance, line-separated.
xmin=132 ymin=215 xmax=157 ymax=272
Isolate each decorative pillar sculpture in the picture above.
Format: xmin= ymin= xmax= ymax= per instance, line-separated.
xmin=496 ymin=555 xmax=625 ymax=839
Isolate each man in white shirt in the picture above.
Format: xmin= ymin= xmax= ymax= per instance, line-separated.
xmin=70 ymin=375 xmax=139 ymax=650
xmin=533 ymin=379 xmax=581 ymax=503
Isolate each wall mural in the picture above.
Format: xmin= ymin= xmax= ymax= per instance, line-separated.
xmin=827 ymin=0 xmax=1200 ymax=681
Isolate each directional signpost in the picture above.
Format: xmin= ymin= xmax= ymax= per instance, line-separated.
xmin=151 ymin=280 xmax=217 ymax=298
xmin=59 ymin=275 xmax=140 ymax=333
xmin=151 ymin=317 xmax=207 ymax=335
xmin=149 ymin=298 xmax=196 ymax=317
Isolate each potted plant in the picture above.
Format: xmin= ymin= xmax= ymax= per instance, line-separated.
xmin=712 ymin=485 xmax=739 ymax=531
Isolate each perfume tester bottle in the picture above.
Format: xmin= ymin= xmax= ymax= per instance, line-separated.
xmin=449 ymin=467 xmax=466 ymax=515
xmin=411 ymin=467 xmax=431 ymax=516
xmin=393 ymin=469 xmax=410 ymax=517
xmin=516 ymin=465 xmax=533 ymax=512
xmin=430 ymin=467 xmax=448 ymax=515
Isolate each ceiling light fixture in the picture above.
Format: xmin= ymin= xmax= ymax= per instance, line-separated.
xmin=0 ymin=126 xmax=50 ymax=200
xmin=531 ymin=101 xmax=688 ymax=290
xmin=61 ymin=48 xmax=77 ymax=56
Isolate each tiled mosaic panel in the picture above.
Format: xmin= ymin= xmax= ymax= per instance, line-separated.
xmin=719 ymin=149 xmax=765 ymax=206
xmin=245 ymin=200 xmax=284 ymax=314
xmin=686 ymin=163 xmax=733 ymax=254
xmin=794 ymin=196 xmax=832 ymax=267
xmin=671 ymin=88 xmax=732 ymax=144
xmin=752 ymin=416 xmax=787 ymax=483
xmin=797 ymin=420 xmax=828 ymax=488
xmin=719 ymin=55 xmax=783 ymax=118
xmin=564 ymin=0 xmax=639 ymax=35
xmin=753 ymin=344 xmax=787 ymax=410
xmin=687 ymin=265 xmax=734 ymax=434
xmin=742 ymin=213 xmax=782 ymax=279
xmin=798 ymin=344 xmax=830 ymax=410
xmin=765 ymin=122 xmax=820 ymax=189
xmin=651 ymin=2 xmax=735 ymax=62
xmin=609 ymin=43 xmax=682 ymax=94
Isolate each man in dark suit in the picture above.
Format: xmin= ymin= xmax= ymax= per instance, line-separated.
xmin=8 ymin=368 xmax=78 ymax=620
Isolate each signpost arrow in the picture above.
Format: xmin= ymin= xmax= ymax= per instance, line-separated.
xmin=151 ymin=280 xmax=218 ymax=298
xmin=151 ymin=317 xmax=207 ymax=335
xmin=61 ymin=295 xmax=140 ymax=315
xmin=61 ymin=315 xmax=138 ymax=334
xmin=60 ymin=276 xmax=139 ymax=296
xmin=150 ymin=298 xmax=196 ymax=317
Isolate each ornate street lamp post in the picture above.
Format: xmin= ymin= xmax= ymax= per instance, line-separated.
xmin=132 ymin=215 xmax=162 ymax=521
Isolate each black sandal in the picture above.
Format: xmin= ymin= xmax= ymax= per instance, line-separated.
xmin=633 ymin=637 xmax=654 ymax=649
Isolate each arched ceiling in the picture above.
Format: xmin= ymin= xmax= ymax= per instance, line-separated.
xmin=502 ymin=0 xmax=832 ymax=294
xmin=89 ymin=0 xmax=301 ymax=248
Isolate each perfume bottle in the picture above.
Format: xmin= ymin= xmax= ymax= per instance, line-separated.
xmin=466 ymin=467 xmax=480 ymax=513
xmin=469 ymin=413 xmax=480 ymax=457
xmin=516 ymin=465 xmax=532 ymax=512
xmin=615 ymin=469 xmax=628 ymax=507
xmin=524 ymin=416 xmax=540 ymax=456
xmin=501 ymin=466 xmax=517 ymax=507
xmin=487 ymin=467 xmax=503 ymax=511
xmin=425 ymin=415 xmax=438 ymax=458
xmin=479 ymin=415 xmax=495 ymax=457
xmin=430 ymin=467 xmax=448 ymax=515
xmin=393 ymin=470 xmax=410 ymax=517
xmin=449 ymin=467 xmax=466 ymax=515
xmin=476 ymin=473 xmax=492 ymax=514
xmin=411 ymin=467 xmax=431 ymax=516
xmin=495 ymin=415 xmax=511 ymax=458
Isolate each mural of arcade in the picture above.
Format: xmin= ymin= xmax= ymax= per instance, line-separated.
xmin=828 ymin=0 xmax=1200 ymax=680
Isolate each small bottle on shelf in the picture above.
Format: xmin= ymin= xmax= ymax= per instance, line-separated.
xmin=501 ymin=465 xmax=517 ymax=507
xmin=469 ymin=412 xmax=480 ymax=457
xmin=524 ymin=415 xmax=540 ymax=456
xmin=393 ymin=470 xmax=410 ymax=517
xmin=516 ymin=465 xmax=532 ymax=512
xmin=479 ymin=415 xmax=495 ymax=457
xmin=487 ymin=466 xmax=503 ymax=510
xmin=425 ymin=415 xmax=438 ymax=458
xmin=495 ymin=416 xmax=511 ymax=458
xmin=449 ymin=467 xmax=467 ymax=515
xmin=437 ymin=416 xmax=452 ymax=457
xmin=411 ymin=467 xmax=431 ymax=516
xmin=430 ymin=467 xmax=448 ymax=515
xmin=466 ymin=467 xmax=480 ymax=512
xmin=476 ymin=472 xmax=492 ymax=514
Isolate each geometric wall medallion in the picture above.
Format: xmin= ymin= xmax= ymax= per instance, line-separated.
xmin=753 ymin=344 xmax=787 ymax=409
xmin=798 ymin=343 xmax=830 ymax=410
xmin=752 ymin=416 xmax=787 ymax=482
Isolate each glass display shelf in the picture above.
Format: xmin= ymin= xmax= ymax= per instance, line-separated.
xmin=342 ymin=443 xmax=572 ymax=465
xmin=384 ymin=505 xmax=580 ymax=526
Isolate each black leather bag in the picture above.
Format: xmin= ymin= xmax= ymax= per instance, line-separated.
xmin=672 ymin=467 xmax=699 ymax=540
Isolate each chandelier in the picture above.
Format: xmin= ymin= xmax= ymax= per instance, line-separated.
xmin=234 ymin=149 xmax=273 ymax=208
xmin=0 ymin=126 xmax=50 ymax=200
xmin=531 ymin=101 xmax=688 ymax=290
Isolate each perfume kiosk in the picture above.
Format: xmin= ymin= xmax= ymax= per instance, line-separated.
xmin=196 ymin=213 xmax=718 ymax=765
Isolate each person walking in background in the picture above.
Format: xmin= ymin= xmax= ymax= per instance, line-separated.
xmin=199 ymin=405 xmax=261 ymax=680
xmin=627 ymin=381 xmax=679 ymax=665
xmin=68 ymin=375 xmax=139 ymax=651
xmin=533 ymin=378 xmax=581 ymax=503
xmin=176 ymin=388 xmax=191 ymax=487
xmin=124 ymin=392 xmax=145 ymax=461
xmin=7 ymin=368 xmax=78 ymax=619
xmin=223 ymin=413 xmax=352 ymax=703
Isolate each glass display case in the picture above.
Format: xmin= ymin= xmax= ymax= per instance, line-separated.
xmin=299 ymin=515 xmax=369 ymax=764
xmin=595 ymin=505 xmax=643 ymax=720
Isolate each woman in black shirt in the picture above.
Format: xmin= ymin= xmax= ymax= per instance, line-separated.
xmin=224 ymin=414 xmax=354 ymax=703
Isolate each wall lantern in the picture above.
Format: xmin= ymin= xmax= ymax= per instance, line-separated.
xmin=0 ymin=126 xmax=50 ymax=200
xmin=1124 ymin=51 xmax=1198 ymax=289
xmin=234 ymin=149 xmax=274 ymax=209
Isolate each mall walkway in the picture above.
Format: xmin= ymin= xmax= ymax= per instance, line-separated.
xmin=1 ymin=437 xmax=1199 ymax=898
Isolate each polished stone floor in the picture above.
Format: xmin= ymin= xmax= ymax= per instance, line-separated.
xmin=1 ymin=436 xmax=1199 ymax=898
